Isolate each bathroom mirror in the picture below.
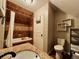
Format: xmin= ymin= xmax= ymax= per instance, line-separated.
xmin=3 ymin=1 xmax=34 ymax=47
xmin=12 ymin=12 xmax=33 ymax=45
xmin=6 ymin=1 xmax=33 ymax=46
xmin=13 ymin=12 xmax=32 ymax=38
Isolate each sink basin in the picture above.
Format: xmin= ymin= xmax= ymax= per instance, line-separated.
xmin=11 ymin=51 xmax=40 ymax=59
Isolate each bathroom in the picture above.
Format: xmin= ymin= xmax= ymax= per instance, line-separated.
xmin=0 ymin=0 xmax=79 ymax=59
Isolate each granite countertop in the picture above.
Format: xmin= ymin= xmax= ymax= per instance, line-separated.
xmin=0 ymin=43 xmax=53 ymax=59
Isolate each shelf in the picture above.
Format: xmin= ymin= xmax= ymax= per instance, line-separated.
xmin=71 ymin=28 xmax=79 ymax=31
xmin=71 ymin=41 xmax=79 ymax=46
xmin=71 ymin=35 xmax=79 ymax=38
xmin=71 ymin=28 xmax=79 ymax=47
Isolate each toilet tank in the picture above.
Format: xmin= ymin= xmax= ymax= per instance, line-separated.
xmin=57 ymin=38 xmax=65 ymax=46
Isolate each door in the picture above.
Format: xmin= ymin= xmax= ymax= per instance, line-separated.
xmin=34 ymin=16 xmax=44 ymax=51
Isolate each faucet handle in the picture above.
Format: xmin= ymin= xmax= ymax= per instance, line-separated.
xmin=0 ymin=51 xmax=16 ymax=59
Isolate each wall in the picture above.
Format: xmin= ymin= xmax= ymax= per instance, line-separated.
xmin=55 ymin=10 xmax=67 ymax=39
xmin=34 ymin=3 xmax=48 ymax=52
xmin=34 ymin=3 xmax=55 ymax=53
xmin=48 ymin=4 xmax=55 ymax=53
xmin=54 ymin=9 xmax=70 ymax=52
xmin=54 ymin=8 xmax=79 ymax=52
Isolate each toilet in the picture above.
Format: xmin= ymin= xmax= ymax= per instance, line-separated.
xmin=54 ymin=38 xmax=65 ymax=59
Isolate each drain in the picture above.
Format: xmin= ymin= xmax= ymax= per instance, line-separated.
xmin=36 ymin=55 xmax=38 ymax=58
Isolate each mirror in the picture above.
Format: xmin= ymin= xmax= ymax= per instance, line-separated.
xmin=13 ymin=13 xmax=32 ymax=38
xmin=13 ymin=12 xmax=33 ymax=46
xmin=4 ymin=1 xmax=33 ymax=47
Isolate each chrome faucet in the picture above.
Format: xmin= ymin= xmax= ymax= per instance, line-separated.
xmin=0 ymin=52 xmax=16 ymax=58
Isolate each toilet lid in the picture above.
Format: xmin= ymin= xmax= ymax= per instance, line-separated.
xmin=54 ymin=45 xmax=63 ymax=51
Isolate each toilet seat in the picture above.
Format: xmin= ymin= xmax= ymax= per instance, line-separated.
xmin=54 ymin=45 xmax=63 ymax=51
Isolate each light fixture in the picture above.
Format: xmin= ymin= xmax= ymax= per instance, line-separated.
xmin=24 ymin=0 xmax=34 ymax=5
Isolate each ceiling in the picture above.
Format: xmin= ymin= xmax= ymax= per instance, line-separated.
xmin=8 ymin=0 xmax=79 ymax=19
xmin=8 ymin=0 xmax=48 ymax=12
xmin=50 ymin=0 xmax=79 ymax=18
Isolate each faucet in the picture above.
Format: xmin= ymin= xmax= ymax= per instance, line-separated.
xmin=0 ymin=51 xmax=16 ymax=58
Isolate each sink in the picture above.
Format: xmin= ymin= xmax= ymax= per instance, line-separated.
xmin=11 ymin=51 xmax=40 ymax=59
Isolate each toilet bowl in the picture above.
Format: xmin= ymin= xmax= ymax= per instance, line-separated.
xmin=54 ymin=38 xmax=65 ymax=59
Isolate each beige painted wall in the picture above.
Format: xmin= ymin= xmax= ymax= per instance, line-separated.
xmin=55 ymin=10 xmax=67 ymax=39
xmin=34 ymin=3 xmax=48 ymax=52
xmin=54 ymin=10 xmax=71 ymax=52
xmin=34 ymin=3 xmax=55 ymax=53
xmin=48 ymin=4 xmax=55 ymax=53
xmin=54 ymin=8 xmax=79 ymax=52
